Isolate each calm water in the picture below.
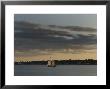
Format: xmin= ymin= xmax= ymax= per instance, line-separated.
xmin=14 ymin=65 xmax=97 ymax=76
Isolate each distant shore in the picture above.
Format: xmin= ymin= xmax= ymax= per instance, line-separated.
xmin=15 ymin=59 xmax=97 ymax=65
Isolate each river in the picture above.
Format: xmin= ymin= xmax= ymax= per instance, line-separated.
xmin=14 ymin=65 xmax=97 ymax=76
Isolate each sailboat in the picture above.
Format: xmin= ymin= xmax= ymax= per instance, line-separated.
xmin=47 ymin=57 xmax=56 ymax=67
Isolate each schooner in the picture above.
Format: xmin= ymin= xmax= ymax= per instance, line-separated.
xmin=47 ymin=57 xmax=56 ymax=67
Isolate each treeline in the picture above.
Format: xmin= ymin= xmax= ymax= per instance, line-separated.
xmin=15 ymin=59 xmax=97 ymax=65
xmin=55 ymin=59 xmax=97 ymax=65
xmin=15 ymin=61 xmax=47 ymax=65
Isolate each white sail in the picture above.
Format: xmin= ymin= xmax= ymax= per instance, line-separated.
xmin=47 ymin=60 xmax=56 ymax=67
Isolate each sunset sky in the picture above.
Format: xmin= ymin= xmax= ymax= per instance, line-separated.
xmin=14 ymin=14 xmax=97 ymax=61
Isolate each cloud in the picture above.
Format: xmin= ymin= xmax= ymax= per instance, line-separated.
xmin=14 ymin=21 xmax=97 ymax=53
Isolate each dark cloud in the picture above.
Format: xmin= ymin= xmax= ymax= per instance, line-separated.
xmin=14 ymin=21 xmax=97 ymax=51
xmin=62 ymin=26 xmax=96 ymax=32
xmin=47 ymin=25 xmax=96 ymax=32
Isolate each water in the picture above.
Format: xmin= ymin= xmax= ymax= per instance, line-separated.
xmin=14 ymin=65 xmax=97 ymax=76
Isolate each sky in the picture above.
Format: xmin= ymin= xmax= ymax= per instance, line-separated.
xmin=14 ymin=14 xmax=97 ymax=61
xmin=15 ymin=14 xmax=97 ymax=29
